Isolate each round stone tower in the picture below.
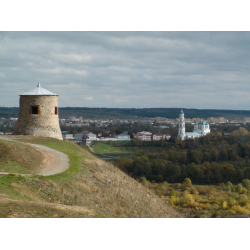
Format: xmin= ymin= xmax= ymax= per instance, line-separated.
xmin=13 ymin=83 xmax=63 ymax=140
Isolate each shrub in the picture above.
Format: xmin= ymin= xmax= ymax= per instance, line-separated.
xmin=170 ymin=189 xmax=178 ymax=198
xmin=156 ymin=184 xmax=168 ymax=196
xmin=193 ymin=190 xmax=199 ymax=196
xmin=231 ymin=205 xmax=250 ymax=214
xmin=180 ymin=190 xmax=195 ymax=205
xmin=183 ymin=178 xmax=192 ymax=187
xmin=222 ymin=201 xmax=228 ymax=209
xmin=138 ymin=177 xmax=149 ymax=188
xmin=225 ymin=209 xmax=236 ymax=215
xmin=225 ymin=181 xmax=235 ymax=192
xmin=186 ymin=201 xmax=199 ymax=208
xmin=242 ymin=187 xmax=248 ymax=194
xmin=167 ymin=197 xmax=179 ymax=206
xmin=238 ymin=195 xmax=249 ymax=207
xmin=242 ymin=179 xmax=250 ymax=191
xmin=0 ymin=142 xmax=10 ymax=161
xmin=235 ymin=183 xmax=244 ymax=193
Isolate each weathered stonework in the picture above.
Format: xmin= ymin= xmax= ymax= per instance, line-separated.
xmin=13 ymin=94 xmax=63 ymax=140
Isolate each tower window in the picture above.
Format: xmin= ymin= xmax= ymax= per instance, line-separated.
xmin=55 ymin=106 xmax=58 ymax=115
xmin=29 ymin=105 xmax=40 ymax=114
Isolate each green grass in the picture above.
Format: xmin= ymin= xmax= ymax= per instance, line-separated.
xmin=91 ymin=141 xmax=167 ymax=159
xmin=0 ymin=140 xmax=42 ymax=174
xmin=102 ymin=153 xmax=133 ymax=158
xmin=91 ymin=141 xmax=137 ymax=156
xmin=0 ymin=175 xmax=33 ymax=201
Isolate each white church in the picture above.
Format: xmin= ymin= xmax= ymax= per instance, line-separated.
xmin=177 ymin=110 xmax=210 ymax=140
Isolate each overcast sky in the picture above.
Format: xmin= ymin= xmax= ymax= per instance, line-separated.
xmin=1 ymin=31 xmax=250 ymax=109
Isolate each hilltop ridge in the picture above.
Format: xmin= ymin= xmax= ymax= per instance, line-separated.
xmin=1 ymin=106 xmax=250 ymax=120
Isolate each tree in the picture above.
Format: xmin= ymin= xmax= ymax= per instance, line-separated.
xmin=235 ymin=183 xmax=244 ymax=193
xmin=187 ymin=149 xmax=201 ymax=164
xmin=210 ymin=148 xmax=219 ymax=161
xmin=219 ymin=149 xmax=228 ymax=161
xmin=165 ymin=162 xmax=180 ymax=180
xmin=132 ymin=137 xmax=142 ymax=147
xmin=231 ymin=127 xmax=248 ymax=137
xmin=170 ymin=189 xmax=178 ymax=198
xmin=242 ymin=179 xmax=250 ymax=192
xmin=186 ymin=164 xmax=201 ymax=182
xmin=178 ymin=151 xmax=187 ymax=165
xmin=227 ymin=148 xmax=236 ymax=161
xmin=72 ymin=129 xmax=78 ymax=135
xmin=225 ymin=181 xmax=235 ymax=192
xmin=138 ymin=177 xmax=149 ymax=188
xmin=220 ymin=164 xmax=236 ymax=182
xmin=180 ymin=190 xmax=195 ymax=205
xmin=129 ymin=131 xmax=134 ymax=139
xmin=209 ymin=117 xmax=215 ymax=123
xmin=182 ymin=178 xmax=192 ymax=187
xmin=168 ymin=150 xmax=179 ymax=163
xmin=246 ymin=156 xmax=249 ymax=168
xmin=202 ymin=150 xmax=210 ymax=162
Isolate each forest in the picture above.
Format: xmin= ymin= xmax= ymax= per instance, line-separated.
xmin=114 ymin=127 xmax=250 ymax=184
xmin=112 ymin=127 xmax=250 ymax=217
xmin=1 ymin=106 xmax=250 ymax=119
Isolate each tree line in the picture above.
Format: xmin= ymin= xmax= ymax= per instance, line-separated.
xmin=114 ymin=128 xmax=250 ymax=184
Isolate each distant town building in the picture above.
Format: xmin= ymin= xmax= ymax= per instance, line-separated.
xmin=136 ymin=131 xmax=152 ymax=141
xmin=100 ymin=136 xmax=117 ymax=141
xmin=74 ymin=133 xmax=83 ymax=140
xmin=87 ymin=133 xmax=98 ymax=141
xmin=134 ymin=131 xmax=171 ymax=141
xmin=62 ymin=131 xmax=74 ymax=140
xmin=114 ymin=134 xmax=130 ymax=140
xmin=153 ymin=134 xmax=171 ymax=141
xmin=121 ymin=131 xmax=129 ymax=134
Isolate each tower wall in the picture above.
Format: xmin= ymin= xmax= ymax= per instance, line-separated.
xmin=13 ymin=95 xmax=63 ymax=140
xmin=178 ymin=111 xmax=185 ymax=140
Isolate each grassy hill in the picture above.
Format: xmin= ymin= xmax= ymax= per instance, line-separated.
xmin=0 ymin=137 xmax=181 ymax=218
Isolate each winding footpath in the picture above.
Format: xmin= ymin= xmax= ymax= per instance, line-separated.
xmin=0 ymin=135 xmax=69 ymax=176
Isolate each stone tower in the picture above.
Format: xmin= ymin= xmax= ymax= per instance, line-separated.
xmin=177 ymin=110 xmax=185 ymax=140
xmin=13 ymin=83 xmax=63 ymax=140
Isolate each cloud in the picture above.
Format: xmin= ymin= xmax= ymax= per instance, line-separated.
xmin=1 ymin=31 xmax=250 ymax=109
xmin=86 ymin=95 xmax=93 ymax=101
xmin=34 ymin=67 xmax=88 ymax=76
xmin=49 ymin=52 xmax=92 ymax=64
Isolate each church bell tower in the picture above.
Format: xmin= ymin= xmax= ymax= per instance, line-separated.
xmin=178 ymin=110 xmax=185 ymax=140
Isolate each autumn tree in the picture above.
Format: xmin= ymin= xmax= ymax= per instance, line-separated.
xmin=210 ymin=148 xmax=219 ymax=161
xmin=182 ymin=178 xmax=192 ymax=187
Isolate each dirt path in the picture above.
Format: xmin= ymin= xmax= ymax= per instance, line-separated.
xmin=0 ymin=135 xmax=69 ymax=176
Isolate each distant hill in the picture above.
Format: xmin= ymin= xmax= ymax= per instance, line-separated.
xmin=1 ymin=107 xmax=250 ymax=119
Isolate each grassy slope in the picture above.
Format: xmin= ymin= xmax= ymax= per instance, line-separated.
xmin=0 ymin=140 xmax=42 ymax=174
xmin=91 ymin=141 xmax=164 ymax=159
xmin=0 ymin=137 xmax=181 ymax=218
